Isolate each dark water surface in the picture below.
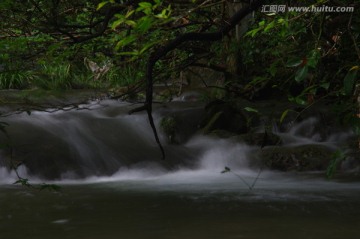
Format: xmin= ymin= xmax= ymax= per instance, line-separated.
xmin=1 ymin=173 xmax=360 ymax=239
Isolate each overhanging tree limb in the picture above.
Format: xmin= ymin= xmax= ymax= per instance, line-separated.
xmin=131 ymin=0 xmax=265 ymax=159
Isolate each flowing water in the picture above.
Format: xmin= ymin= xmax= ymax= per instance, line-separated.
xmin=0 ymin=100 xmax=359 ymax=239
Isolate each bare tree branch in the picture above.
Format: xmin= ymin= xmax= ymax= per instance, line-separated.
xmin=131 ymin=0 xmax=265 ymax=159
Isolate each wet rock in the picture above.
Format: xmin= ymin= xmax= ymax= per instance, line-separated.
xmin=1 ymin=123 xmax=80 ymax=179
xmin=160 ymin=116 xmax=178 ymax=144
xmin=199 ymin=100 xmax=248 ymax=134
xmin=232 ymin=132 xmax=282 ymax=147
xmin=208 ymin=130 xmax=281 ymax=147
xmin=157 ymin=102 xmax=205 ymax=144
xmin=256 ymin=144 xmax=335 ymax=171
xmin=208 ymin=130 xmax=238 ymax=139
xmin=341 ymin=136 xmax=360 ymax=172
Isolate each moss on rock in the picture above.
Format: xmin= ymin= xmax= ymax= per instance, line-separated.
xmin=259 ymin=144 xmax=335 ymax=171
xmin=199 ymin=100 xmax=248 ymax=134
xmin=160 ymin=116 xmax=178 ymax=144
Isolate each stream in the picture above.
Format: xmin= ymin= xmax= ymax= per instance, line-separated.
xmin=0 ymin=100 xmax=359 ymax=239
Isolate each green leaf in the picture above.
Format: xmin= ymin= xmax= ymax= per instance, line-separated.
xmin=280 ymin=109 xmax=289 ymax=124
xmin=245 ymin=28 xmax=262 ymax=38
xmin=125 ymin=10 xmax=135 ymax=18
xmin=307 ymin=50 xmax=320 ymax=68
xmin=139 ymin=40 xmax=160 ymax=54
xmin=97 ymin=1 xmax=109 ymax=11
xmin=244 ymin=107 xmax=259 ymax=113
xmin=326 ymin=150 xmax=346 ymax=179
xmin=156 ymin=9 xmax=170 ymax=19
xmin=125 ymin=20 xmax=137 ymax=27
xmin=277 ymin=18 xmax=285 ymax=24
xmin=137 ymin=2 xmax=153 ymax=14
xmin=264 ymin=21 xmax=275 ymax=32
xmin=221 ymin=167 xmax=231 ymax=174
xmin=267 ymin=62 xmax=278 ymax=77
xmin=343 ymin=66 xmax=358 ymax=95
xmin=115 ymin=35 xmax=137 ymax=50
xmin=138 ymin=2 xmax=152 ymax=8
xmin=295 ymin=96 xmax=307 ymax=105
xmin=286 ymin=58 xmax=302 ymax=67
xmin=320 ymin=82 xmax=330 ymax=90
xmin=135 ymin=16 xmax=154 ymax=33
xmin=14 ymin=178 xmax=31 ymax=187
xmin=118 ymin=51 xmax=140 ymax=56
xmin=288 ymin=95 xmax=307 ymax=105
xmin=295 ymin=66 xmax=308 ymax=82
xmin=111 ymin=18 xmax=125 ymax=29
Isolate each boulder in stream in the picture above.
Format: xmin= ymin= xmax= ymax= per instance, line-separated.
xmin=255 ymin=144 xmax=335 ymax=171
xmin=199 ymin=100 xmax=249 ymax=135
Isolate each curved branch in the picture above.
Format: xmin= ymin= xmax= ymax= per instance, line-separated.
xmin=137 ymin=0 xmax=264 ymax=159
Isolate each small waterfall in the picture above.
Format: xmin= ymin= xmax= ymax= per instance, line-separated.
xmin=0 ymin=100 xmax=356 ymax=184
xmin=0 ymin=101 xmax=200 ymax=181
xmin=277 ymin=117 xmax=353 ymax=148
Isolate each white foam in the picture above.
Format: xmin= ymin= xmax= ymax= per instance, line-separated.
xmin=0 ymin=165 xmax=30 ymax=184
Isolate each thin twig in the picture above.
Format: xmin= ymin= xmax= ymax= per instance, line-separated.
xmin=348 ymin=12 xmax=360 ymax=60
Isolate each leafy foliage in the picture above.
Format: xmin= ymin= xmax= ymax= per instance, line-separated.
xmin=326 ymin=150 xmax=347 ymax=179
xmin=0 ymin=0 xmax=359 ymax=180
xmin=0 ymin=1 xmax=358 ymax=134
xmin=237 ymin=0 xmax=360 ymax=131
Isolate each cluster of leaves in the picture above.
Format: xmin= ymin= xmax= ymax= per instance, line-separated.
xmin=1 ymin=0 xmax=359 ymax=128
xmin=236 ymin=0 xmax=359 ymax=130
xmin=101 ymin=0 xmax=172 ymax=59
xmin=0 ymin=0 xmax=127 ymax=90
xmin=0 ymin=0 xmax=215 ymax=91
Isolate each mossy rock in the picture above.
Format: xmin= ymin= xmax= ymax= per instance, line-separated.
xmin=199 ymin=100 xmax=248 ymax=134
xmin=160 ymin=116 xmax=178 ymax=144
xmin=232 ymin=132 xmax=282 ymax=147
xmin=258 ymin=144 xmax=335 ymax=171
xmin=157 ymin=103 xmax=206 ymax=144
xmin=208 ymin=129 xmax=238 ymax=138
xmin=208 ymin=131 xmax=282 ymax=147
